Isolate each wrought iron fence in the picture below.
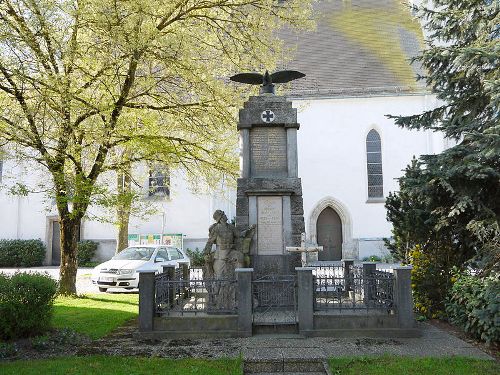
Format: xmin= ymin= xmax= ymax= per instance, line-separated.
xmin=155 ymin=268 xmax=237 ymax=316
xmin=252 ymin=274 xmax=297 ymax=324
xmin=314 ymin=266 xmax=394 ymax=312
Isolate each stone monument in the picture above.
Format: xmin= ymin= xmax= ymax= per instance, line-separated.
xmin=231 ymin=70 xmax=306 ymax=275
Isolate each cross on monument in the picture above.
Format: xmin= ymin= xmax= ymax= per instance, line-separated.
xmin=261 ymin=110 xmax=275 ymax=123
xmin=286 ymin=233 xmax=323 ymax=267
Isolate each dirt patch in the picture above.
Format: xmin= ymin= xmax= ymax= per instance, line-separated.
xmin=428 ymin=319 xmax=499 ymax=360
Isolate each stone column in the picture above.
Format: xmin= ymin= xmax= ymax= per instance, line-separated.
xmin=138 ymin=270 xmax=156 ymax=332
xmin=178 ymin=261 xmax=190 ymax=298
xmin=296 ymin=267 xmax=314 ymax=336
xmin=286 ymin=128 xmax=298 ymax=178
xmin=362 ymin=262 xmax=376 ymax=305
xmin=163 ymin=265 xmax=176 ymax=306
xmin=342 ymin=259 xmax=354 ymax=292
xmin=236 ymin=268 xmax=253 ymax=337
xmin=394 ymin=266 xmax=414 ymax=328
xmin=240 ymin=129 xmax=250 ymax=178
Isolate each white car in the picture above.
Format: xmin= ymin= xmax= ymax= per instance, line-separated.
xmin=91 ymin=245 xmax=190 ymax=292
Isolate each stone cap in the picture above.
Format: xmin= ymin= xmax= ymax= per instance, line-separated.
xmin=238 ymin=95 xmax=298 ymax=129
xmin=295 ymin=267 xmax=315 ymax=271
xmin=393 ymin=265 xmax=413 ymax=270
xmin=235 ymin=268 xmax=254 ymax=272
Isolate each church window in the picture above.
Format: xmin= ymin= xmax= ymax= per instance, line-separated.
xmin=148 ymin=166 xmax=170 ymax=198
xmin=366 ymin=130 xmax=383 ymax=198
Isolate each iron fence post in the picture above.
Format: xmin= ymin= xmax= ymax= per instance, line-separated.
xmin=362 ymin=262 xmax=376 ymax=305
xmin=296 ymin=267 xmax=314 ymax=336
xmin=138 ymin=270 xmax=155 ymax=332
xmin=394 ymin=266 xmax=414 ymax=328
xmin=163 ymin=265 xmax=176 ymax=306
xmin=236 ymin=268 xmax=253 ymax=337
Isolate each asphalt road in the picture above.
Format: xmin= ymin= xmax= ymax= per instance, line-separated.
xmin=0 ymin=266 xmax=135 ymax=294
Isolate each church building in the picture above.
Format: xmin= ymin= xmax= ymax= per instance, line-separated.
xmin=0 ymin=0 xmax=445 ymax=263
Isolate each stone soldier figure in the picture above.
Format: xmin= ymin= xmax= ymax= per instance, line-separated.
xmin=203 ymin=209 xmax=255 ymax=280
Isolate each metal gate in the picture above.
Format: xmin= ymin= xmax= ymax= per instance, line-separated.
xmin=252 ymin=274 xmax=297 ymax=325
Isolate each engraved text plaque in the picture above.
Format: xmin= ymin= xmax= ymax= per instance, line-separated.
xmin=257 ymin=196 xmax=283 ymax=255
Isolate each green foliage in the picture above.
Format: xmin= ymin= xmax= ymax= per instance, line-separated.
xmin=362 ymin=255 xmax=382 ymax=262
xmin=0 ymin=273 xmax=58 ymax=340
xmin=0 ymin=342 xmax=17 ymax=359
xmin=77 ymin=240 xmax=98 ymax=266
xmin=386 ymin=0 xmax=499 ymax=314
xmin=0 ymin=356 xmax=242 ymax=375
xmin=0 ymin=239 xmax=46 ymax=267
xmin=446 ymin=271 xmax=500 ymax=344
xmin=185 ymin=247 xmax=205 ymax=267
xmin=0 ymin=0 xmax=314 ymax=295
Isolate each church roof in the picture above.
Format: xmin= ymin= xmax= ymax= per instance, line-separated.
xmin=280 ymin=0 xmax=426 ymax=98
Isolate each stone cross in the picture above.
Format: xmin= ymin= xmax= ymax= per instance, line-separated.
xmin=286 ymin=233 xmax=323 ymax=267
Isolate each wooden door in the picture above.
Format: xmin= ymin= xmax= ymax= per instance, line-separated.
xmin=316 ymin=207 xmax=342 ymax=261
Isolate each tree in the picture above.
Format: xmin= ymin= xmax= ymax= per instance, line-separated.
xmin=0 ymin=0 xmax=313 ymax=294
xmin=385 ymin=0 xmax=499 ymax=312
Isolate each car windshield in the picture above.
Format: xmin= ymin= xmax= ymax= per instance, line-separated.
xmin=112 ymin=247 xmax=155 ymax=261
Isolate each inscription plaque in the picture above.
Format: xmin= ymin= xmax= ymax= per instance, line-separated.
xmin=257 ymin=196 xmax=283 ymax=255
xmin=250 ymin=127 xmax=287 ymax=177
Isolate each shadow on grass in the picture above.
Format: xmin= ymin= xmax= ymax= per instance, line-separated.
xmin=76 ymin=295 xmax=139 ymax=307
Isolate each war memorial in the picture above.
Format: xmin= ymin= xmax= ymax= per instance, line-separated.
xmin=136 ymin=72 xmax=417 ymax=339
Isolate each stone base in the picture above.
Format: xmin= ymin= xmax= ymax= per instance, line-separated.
xmin=251 ymin=254 xmax=301 ymax=276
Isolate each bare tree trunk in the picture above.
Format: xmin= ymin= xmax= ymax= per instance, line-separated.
xmin=115 ymin=168 xmax=132 ymax=254
xmin=59 ymin=216 xmax=80 ymax=295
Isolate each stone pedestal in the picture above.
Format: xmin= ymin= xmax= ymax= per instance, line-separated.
xmin=235 ymin=94 xmax=305 ymax=275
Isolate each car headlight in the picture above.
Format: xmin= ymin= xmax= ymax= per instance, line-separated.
xmin=119 ymin=269 xmax=134 ymax=275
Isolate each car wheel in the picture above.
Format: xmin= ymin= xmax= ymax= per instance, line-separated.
xmin=98 ymin=287 xmax=108 ymax=292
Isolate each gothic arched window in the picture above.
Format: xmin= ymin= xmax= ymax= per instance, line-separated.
xmin=366 ymin=130 xmax=383 ymax=198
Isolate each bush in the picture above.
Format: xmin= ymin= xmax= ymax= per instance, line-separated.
xmin=0 ymin=272 xmax=58 ymax=340
xmin=362 ymin=255 xmax=382 ymax=262
xmin=446 ymin=271 xmax=500 ymax=345
xmin=0 ymin=239 xmax=46 ymax=267
xmin=185 ymin=247 xmax=204 ymax=267
xmin=409 ymin=245 xmax=453 ymax=319
xmin=77 ymin=240 xmax=98 ymax=266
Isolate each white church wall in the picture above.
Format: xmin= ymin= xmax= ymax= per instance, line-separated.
xmin=294 ymin=93 xmax=440 ymax=258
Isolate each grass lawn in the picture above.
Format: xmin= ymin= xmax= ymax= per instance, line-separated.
xmin=329 ymin=356 xmax=499 ymax=374
xmin=53 ymin=293 xmax=138 ymax=339
xmin=0 ymin=356 xmax=241 ymax=375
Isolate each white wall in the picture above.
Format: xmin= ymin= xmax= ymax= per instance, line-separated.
xmin=294 ymin=94 xmax=441 ymax=252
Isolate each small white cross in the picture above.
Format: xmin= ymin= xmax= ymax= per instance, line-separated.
xmin=286 ymin=233 xmax=323 ymax=267
xmin=261 ymin=109 xmax=275 ymax=123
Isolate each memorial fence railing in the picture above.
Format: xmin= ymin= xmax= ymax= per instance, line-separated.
xmin=155 ymin=266 xmax=237 ymax=316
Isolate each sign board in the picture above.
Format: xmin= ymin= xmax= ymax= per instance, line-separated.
xmin=129 ymin=233 xmax=183 ymax=249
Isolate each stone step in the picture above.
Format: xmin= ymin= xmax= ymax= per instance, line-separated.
xmin=252 ymin=323 xmax=299 ymax=335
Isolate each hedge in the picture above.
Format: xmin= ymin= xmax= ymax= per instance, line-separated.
xmin=0 ymin=239 xmax=46 ymax=267
xmin=77 ymin=240 xmax=98 ymax=266
xmin=0 ymin=272 xmax=58 ymax=339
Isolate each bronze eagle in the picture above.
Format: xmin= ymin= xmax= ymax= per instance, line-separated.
xmin=230 ymin=70 xmax=305 ymax=94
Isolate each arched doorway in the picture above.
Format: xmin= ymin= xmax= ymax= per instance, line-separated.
xmin=316 ymin=207 xmax=343 ymax=261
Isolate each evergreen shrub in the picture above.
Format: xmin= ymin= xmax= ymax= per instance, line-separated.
xmin=446 ymin=271 xmax=499 ymax=345
xmin=77 ymin=240 xmax=98 ymax=266
xmin=0 ymin=239 xmax=46 ymax=267
xmin=185 ymin=248 xmax=204 ymax=267
xmin=0 ymin=272 xmax=58 ymax=339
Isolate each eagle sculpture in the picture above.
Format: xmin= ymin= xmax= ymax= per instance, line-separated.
xmin=230 ymin=70 xmax=305 ymax=94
